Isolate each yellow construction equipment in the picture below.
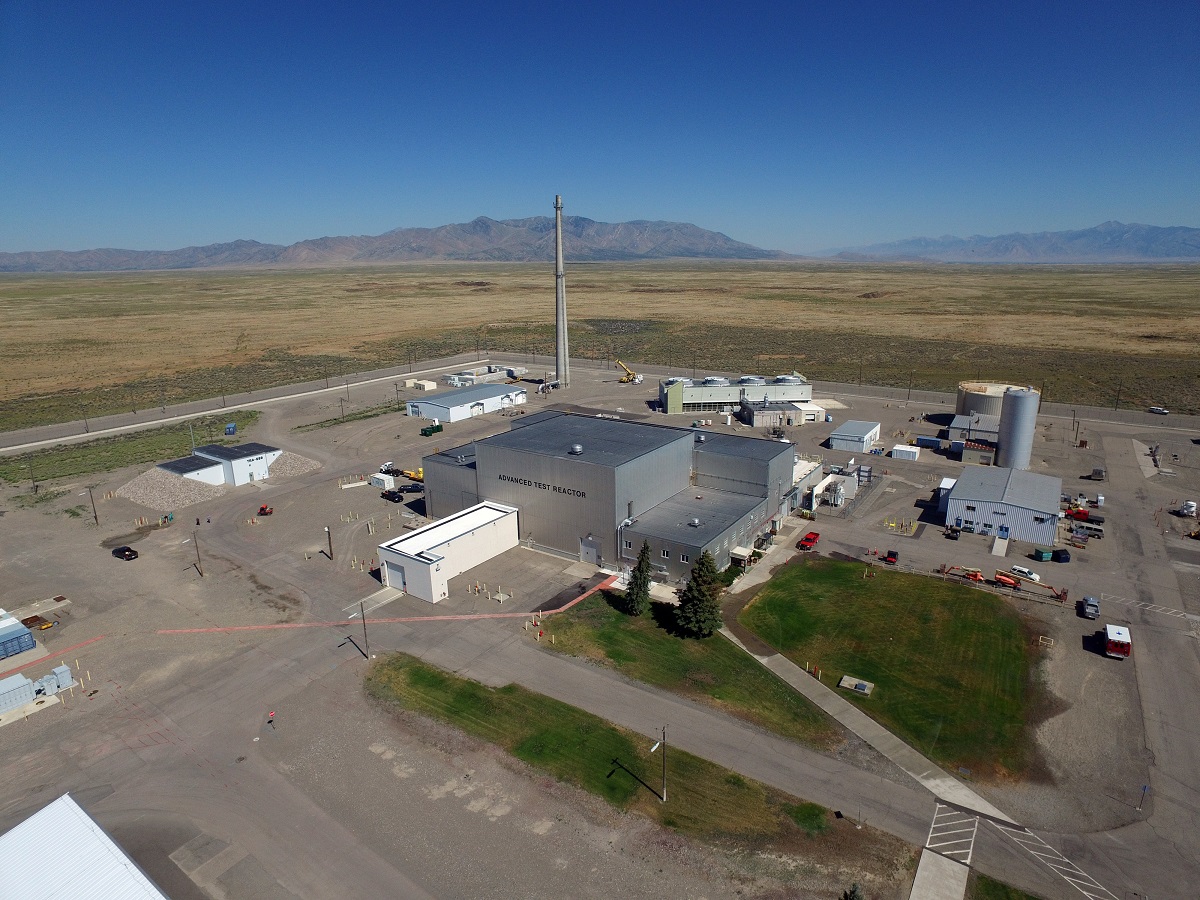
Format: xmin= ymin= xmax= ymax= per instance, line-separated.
xmin=401 ymin=467 xmax=424 ymax=482
xmin=615 ymin=360 xmax=643 ymax=384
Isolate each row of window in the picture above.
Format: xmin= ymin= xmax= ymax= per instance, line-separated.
xmin=624 ymin=538 xmax=689 ymax=564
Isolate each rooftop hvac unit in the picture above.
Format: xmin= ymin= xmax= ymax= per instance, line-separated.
xmin=569 ymin=444 xmax=584 ymax=455
xmin=689 ymin=518 xmax=701 ymax=527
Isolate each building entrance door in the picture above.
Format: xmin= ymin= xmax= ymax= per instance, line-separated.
xmin=580 ymin=535 xmax=601 ymax=566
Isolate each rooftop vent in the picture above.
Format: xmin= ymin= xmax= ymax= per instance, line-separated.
xmin=689 ymin=518 xmax=701 ymax=527
xmin=695 ymin=433 xmax=706 ymax=442
xmin=569 ymin=444 xmax=584 ymax=455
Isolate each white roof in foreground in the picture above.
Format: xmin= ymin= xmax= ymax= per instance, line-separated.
xmin=0 ymin=794 xmax=168 ymax=899
xmin=379 ymin=501 xmax=518 ymax=561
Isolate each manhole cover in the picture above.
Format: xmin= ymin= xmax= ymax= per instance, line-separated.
xmin=236 ymin=756 xmax=246 ymax=763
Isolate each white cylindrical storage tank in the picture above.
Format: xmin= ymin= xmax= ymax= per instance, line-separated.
xmin=956 ymin=382 xmax=1024 ymax=417
xmin=997 ymin=387 xmax=1040 ymax=470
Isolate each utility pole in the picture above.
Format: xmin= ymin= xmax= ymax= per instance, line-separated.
xmin=394 ymin=383 xmax=401 ymax=411
xmin=188 ymin=422 xmax=196 ymax=450
xmin=907 ymin=371 xmax=914 ymax=402
xmin=27 ymin=460 xmax=37 ymax=494
xmin=325 ymin=526 xmax=333 ymax=560
xmin=192 ymin=530 xmax=204 ymax=576
xmin=650 ymin=725 xmax=667 ymax=802
xmin=86 ymin=487 xmax=98 ymax=526
xmin=82 ymin=406 xmax=90 ymax=433
xmin=345 ymin=380 xmax=350 ymax=401
xmin=1114 ymin=377 xmax=1123 ymax=410
xmin=339 ymin=398 xmax=346 ymax=421
xmin=360 ymin=601 xmax=370 ymax=659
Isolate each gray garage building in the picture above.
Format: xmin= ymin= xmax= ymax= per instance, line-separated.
xmin=424 ymin=412 xmax=795 ymax=580
xmin=943 ymin=466 xmax=1062 ymax=545
xmin=828 ymin=420 xmax=881 ymax=453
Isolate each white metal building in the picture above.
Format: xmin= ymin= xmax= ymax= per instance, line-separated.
xmin=159 ymin=442 xmax=281 ymax=486
xmin=943 ymin=466 xmax=1062 ymax=545
xmin=891 ymin=445 xmax=920 ymax=461
xmin=0 ymin=794 xmax=169 ymax=899
xmin=406 ymin=384 xmax=526 ymax=423
xmin=377 ymin=501 xmax=519 ymax=602
xmin=828 ymin=420 xmax=881 ymax=453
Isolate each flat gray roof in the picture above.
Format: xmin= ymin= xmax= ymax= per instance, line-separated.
xmin=424 ymin=442 xmax=477 ymax=469
xmin=947 ymin=466 xmax=1062 ymax=513
xmin=694 ymin=431 xmax=794 ymax=462
xmin=830 ymin=420 xmax=880 ymax=439
xmin=950 ymin=413 xmax=1000 ymax=432
xmin=158 ymin=456 xmax=222 ymax=475
xmin=416 ymin=383 xmax=524 ymax=408
xmin=193 ymin=442 xmax=278 ymax=462
xmin=479 ymin=414 xmax=690 ymax=468
xmin=630 ymin=488 xmax=764 ymax=547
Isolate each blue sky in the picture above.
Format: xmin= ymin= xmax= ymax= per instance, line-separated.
xmin=2 ymin=1 xmax=1197 ymax=253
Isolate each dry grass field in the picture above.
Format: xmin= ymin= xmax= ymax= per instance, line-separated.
xmin=2 ymin=261 xmax=1198 ymax=429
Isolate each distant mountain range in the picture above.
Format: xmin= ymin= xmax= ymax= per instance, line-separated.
xmin=828 ymin=221 xmax=1200 ymax=263
xmin=5 ymin=218 xmax=1198 ymax=273
xmin=0 ymin=216 xmax=786 ymax=272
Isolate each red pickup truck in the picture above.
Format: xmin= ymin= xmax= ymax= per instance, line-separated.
xmin=797 ymin=531 xmax=820 ymax=551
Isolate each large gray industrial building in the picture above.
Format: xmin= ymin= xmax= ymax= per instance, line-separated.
xmin=424 ymin=412 xmax=800 ymax=580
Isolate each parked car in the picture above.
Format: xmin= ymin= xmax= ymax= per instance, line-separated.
xmin=380 ymin=490 xmax=405 ymax=503
xmin=797 ymin=531 xmax=820 ymax=551
xmin=1148 ymin=406 xmax=1169 ymax=415
xmin=1080 ymin=597 xmax=1100 ymax=619
xmin=1010 ymin=565 xmax=1040 ymax=582
xmin=111 ymin=546 xmax=139 ymax=561
xmin=884 ymin=549 xmax=899 ymax=564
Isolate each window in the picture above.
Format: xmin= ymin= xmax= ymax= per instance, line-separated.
xmin=1034 ymin=515 xmax=1047 ymax=524
xmin=624 ymin=540 xmax=632 ymax=550
xmin=680 ymin=554 xmax=690 ymax=563
xmin=965 ymin=505 xmax=977 ymax=511
xmin=662 ymin=549 xmax=670 ymax=559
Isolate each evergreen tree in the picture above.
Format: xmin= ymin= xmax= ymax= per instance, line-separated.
xmin=623 ymin=541 xmax=652 ymax=617
xmin=841 ymin=884 xmax=864 ymax=900
xmin=675 ymin=551 xmax=723 ymax=638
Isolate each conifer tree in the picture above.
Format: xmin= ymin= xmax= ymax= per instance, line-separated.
xmin=623 ymin=541 xmax=652 ymax=617
xmin=675 ymin=551 xmax=723 ymax=638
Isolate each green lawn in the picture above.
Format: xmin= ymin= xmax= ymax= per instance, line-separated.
xmin=739 ymin=558 xmax=1032 ymax=775
xmin=364 ymin=653 xmax=838 ymax=841
xmin=546 ymin=592 xmax=839 ymax=749
xmin=967 ymin=872 xmax=1047 ymax=900
xmin=0 ymin=410 xmax=259 ymax=484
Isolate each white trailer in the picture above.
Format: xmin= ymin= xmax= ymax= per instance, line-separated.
xmin=370 ymin=473 xmax=398 ymax=490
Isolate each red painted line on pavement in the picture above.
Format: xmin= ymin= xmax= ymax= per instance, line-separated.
xmin=0 ymin=634 xmax=106 ymax=679
xmin=156 ymin=575 xmax=620 ymax=635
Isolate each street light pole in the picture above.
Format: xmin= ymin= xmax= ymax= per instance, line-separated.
xmin=650 ymin=725 xmax=667 ymax=802
xmin=339 ymin=398 xmax=346 ymax=421
xmin=394 ymin=383 xmax=401 ymax=411
xmin=86 ymin=487 xmax=98 ymax=526
xmin=325 ymin=526 xmax=333 ymax=560
xmin=192 ymin=530 xmax=204 ymax=576
xmin=360 ymin=601 xmax=370 ymax=659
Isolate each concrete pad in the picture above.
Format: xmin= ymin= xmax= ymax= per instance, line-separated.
xmin=0 ymin=693 xmax=61 ymax=728
xmin=910 ymin=849 xmax=969 ymax=900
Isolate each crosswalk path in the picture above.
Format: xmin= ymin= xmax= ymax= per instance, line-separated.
xmin=1101 ymin=591 xmax=1191 ymax=620
xmin=989 ymin=821 xmax=1119 ymax=900
xmin=925 ymin=803 xmax=979 ymax=865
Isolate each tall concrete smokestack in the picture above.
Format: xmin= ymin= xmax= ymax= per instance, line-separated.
xmin=554 ymin=194 xmax=570 ymax=388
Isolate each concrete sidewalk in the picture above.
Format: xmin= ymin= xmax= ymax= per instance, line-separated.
xmin=720 ymin=627 xmax=1018 ymax=826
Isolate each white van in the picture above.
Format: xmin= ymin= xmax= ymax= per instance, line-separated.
xmin=1074 ymin=522 xmax=1105 ymax=539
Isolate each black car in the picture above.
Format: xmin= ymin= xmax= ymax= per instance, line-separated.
xmin=400 ymin=483 xmax=424 ymax=493
xmin=112 ymin=546 xmax=139 ymax=560
xmin=380 ymin=490 xmax=405 ymax=503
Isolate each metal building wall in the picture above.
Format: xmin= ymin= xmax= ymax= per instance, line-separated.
xmin=423 ymin=458 xmax=480 ymax=520
xmin=943 ymin=497 xmax=1057 ymax=545
xmin=474 ymin=445 xmax=618 ymax=562
xmin=625 ymin=498 xmax=768 ymax=581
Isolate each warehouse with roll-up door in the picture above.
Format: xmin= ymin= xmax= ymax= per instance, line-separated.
xmin=406 ymin=383 xmax=526 ymax=423
xmin=377 ymin=501 xmax=518 ymax=603
xmin=828 ymin=420 xmax=881 ymax=453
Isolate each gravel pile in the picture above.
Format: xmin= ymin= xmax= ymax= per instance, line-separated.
xmin=268 ymin=451 xmax=322 ymax=478
xmin=116 ymin=466 xmax=228 ymax=511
